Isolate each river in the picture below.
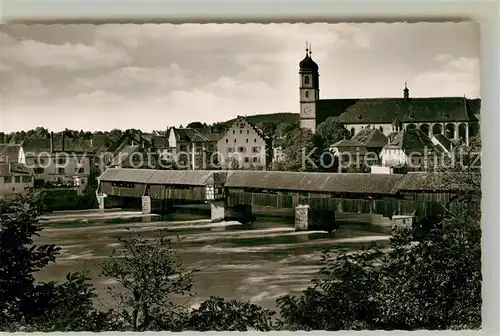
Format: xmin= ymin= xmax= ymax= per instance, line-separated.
xmin=34 ymin=206 xmax=392 ymax=312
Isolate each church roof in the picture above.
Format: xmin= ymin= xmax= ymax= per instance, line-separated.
xmin=320 ymin=97 xmax=477 ymax=124
xmin=352 ymin=128 xmax=388 ymax=148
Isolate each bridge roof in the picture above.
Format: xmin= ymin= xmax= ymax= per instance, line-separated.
xmin=147 ymin=170 xmax=215 ymax=186
xmin=393 ymin=171 xmax=475 ymax=192
xmin=98 ymin=168 xmax=216 ymax=186
xmin=98 ymin=168 xmax=155 ymax=183
xmin=225 ymin=171 xmax=405 ymax=195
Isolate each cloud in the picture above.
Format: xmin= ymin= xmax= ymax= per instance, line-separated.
xmin=435 ymin=53 xmax=454 ymax=63
xmin=1 ymin=33 xmax=132 ymax=71
xmin=0 ymin=23 xmax=480 ymax=132
xmin=414 ymin=56 xmax=480 ymax=97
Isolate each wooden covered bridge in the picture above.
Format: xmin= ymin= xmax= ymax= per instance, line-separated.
xmin=97 ymin=168 xmax=463 ymax=230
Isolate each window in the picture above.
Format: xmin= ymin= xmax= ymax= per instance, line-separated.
xmin=252 ymin=147 xmax=261 ymax=153
xmin=15 ymin=176 xmax=21 ymax=183
xmin=234 ymin=139 xmax=236 ymax=143
xmin=225 ymin=139 xmax=228 ymax=143
xmin=80 ymin=179 xmax=86 ymax=184
xmin=304 ymin=76 xmax=310 ymax=85
xmin=180 ymin=145 xmax=187 ymax=151
xmin=244 ymin=157 xmax=250 ymax=163
xmin=227 ymin=148 xmax=233 ymax=153
xmin=58 ymin=168 xmax=65 ymax=174
xmin=233 ymin=130 xmax=235 ymax=134
xmin=252 ymin=157 xmax=259 ymax=163
xmin=22 ymin=176 xmax=32 ymax=183
xmin=379 ymin=126 xmax=383 ymax=133
xmin=305 ymin=91 xmax=309 ymax=98
xmin=76 ymin=167 xmax=85 ymax=173
xmin=0 ymin=177 xmax=3 ymax=183
xmin=246 ymin=139 xmax=248 ymax=143
xmin=4 ymin=176 xmax=12 ymax=183
xmin=254 ymin=138 xmax=257 ymax=143
xmin=58 ymin=158 xmax=66 ymax=164
xmin=247 ymin=130 xmax=249 ymax=134
xmin=238 ymin=147 xmax=245 ymax=152
xmin=240 ymin=130 xmax=242 ymax=134
xmin=240 ymin=123 xmax=245 ymax=128
xmin=39 ymin=158 xmax=45 ymax=165
xmin=34 ymin=168 xmax=44 ymax=174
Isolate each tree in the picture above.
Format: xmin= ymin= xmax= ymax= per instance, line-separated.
xmin=187 ymin=122 xmax=204 ymax=129
xmin=0 ymin=195 xmax=111 ymax=332
xmin=277 ymin=161 xmax=481 ymax=330
xmin=188 ymin=296 xmax=276 ymax=331
xmin=101 ymin=230 xmax=196 ymax=331
xmin=316 ymin=117 xmax=351 ymax=145
xmin=278 ymin=128 xmax=327 ymax=172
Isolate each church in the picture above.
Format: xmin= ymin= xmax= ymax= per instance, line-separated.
xmin=298 ymin=43 xmax=480 ymax=145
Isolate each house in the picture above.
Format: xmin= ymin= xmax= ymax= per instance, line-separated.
xmin=166 ymin=127 xmax=222 ymax=170
xmin=272 ymin=136 xmax=287 ymax=163
xmin=330 ymin=139 xmax=368 ymax=173
xmin=217 ymin=116 xmax=273 ymax=170
xmin=380 ymin=128 xmax=443 ymax=171
xmin=351 ymin=127 xmax=388 ymax=158
xmin=107 ymin=145 xmax=159 ymax=170
xmin=21 ymin=132 xmax=92 ymax=194
xmin=0 ymin=163 xmax=34 ymax=196
xmin=297 ymin=43 xmax=480 ymax=145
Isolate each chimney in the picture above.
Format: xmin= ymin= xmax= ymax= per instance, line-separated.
xmin=50 ymin=132 xmax=54 ymax=153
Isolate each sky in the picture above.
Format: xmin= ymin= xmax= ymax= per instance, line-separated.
xmin=0 ymin=22 xmax=480 ymax=133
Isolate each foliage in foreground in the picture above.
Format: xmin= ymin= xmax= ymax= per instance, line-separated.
xmin=1 ymin=180 xmax=482 ymax=331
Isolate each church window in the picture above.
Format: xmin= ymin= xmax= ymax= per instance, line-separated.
xmin=246 ymin=139 xmax=248 ymax=143
xmin=240 ymin=130 xmax=242 ymax=134
xmin=304 ymin=76 xmax=310 ymax=85
xmin=305 ymin=91 xmax=309 ymax=98
xmin=233 ymin=130 xmax=235 ymax=134
xmin=234 ymin=139 xmax=236 ymax=143
xmin=225 ymin=139 xmax=228 ymax=143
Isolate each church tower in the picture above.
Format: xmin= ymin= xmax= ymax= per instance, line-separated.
xmin=299 ymin=41 xmax=320 ymax=133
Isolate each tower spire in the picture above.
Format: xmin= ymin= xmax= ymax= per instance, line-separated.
xmin=309 ymin=42 xmax=312 ymax=56
xmin=305 ymin=39 xmax=309 ymax=55
xmin=403 ymin=81 xmax=409 ymax=99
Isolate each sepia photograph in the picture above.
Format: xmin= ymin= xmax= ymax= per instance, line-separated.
xmin=1 ymin=22 xmax=481 ymax=332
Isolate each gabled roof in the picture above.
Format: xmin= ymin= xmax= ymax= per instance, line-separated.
xmin=0 ymin=144 xmax=22 ymax=162
xmin=108 ymin=145 xmax=140 ymax=167
xmin=230 ymin=116 xmax=271 ymax=140
xmin=332 ymin=139 xmax=365 ymax=147
xmin=0 ymin=162 xmax=33 ymax=176
xmin=352 ymin=128 xmax=388 ymax=148
xmin=173 ymin=128 xmax=221 ymax=143
xmin=331 ymin=97 xmax=477 ymax=124
xmin=432 ymin=134 xmax=453 ymax=152
xmin=383 ymin=129 xmax=442 ymax=155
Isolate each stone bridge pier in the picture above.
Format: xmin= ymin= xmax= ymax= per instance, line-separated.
xmin=211 ymin=200 xmax=254 ymax=224
xmin=295 ymin=204 xmax=337 ymax=232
